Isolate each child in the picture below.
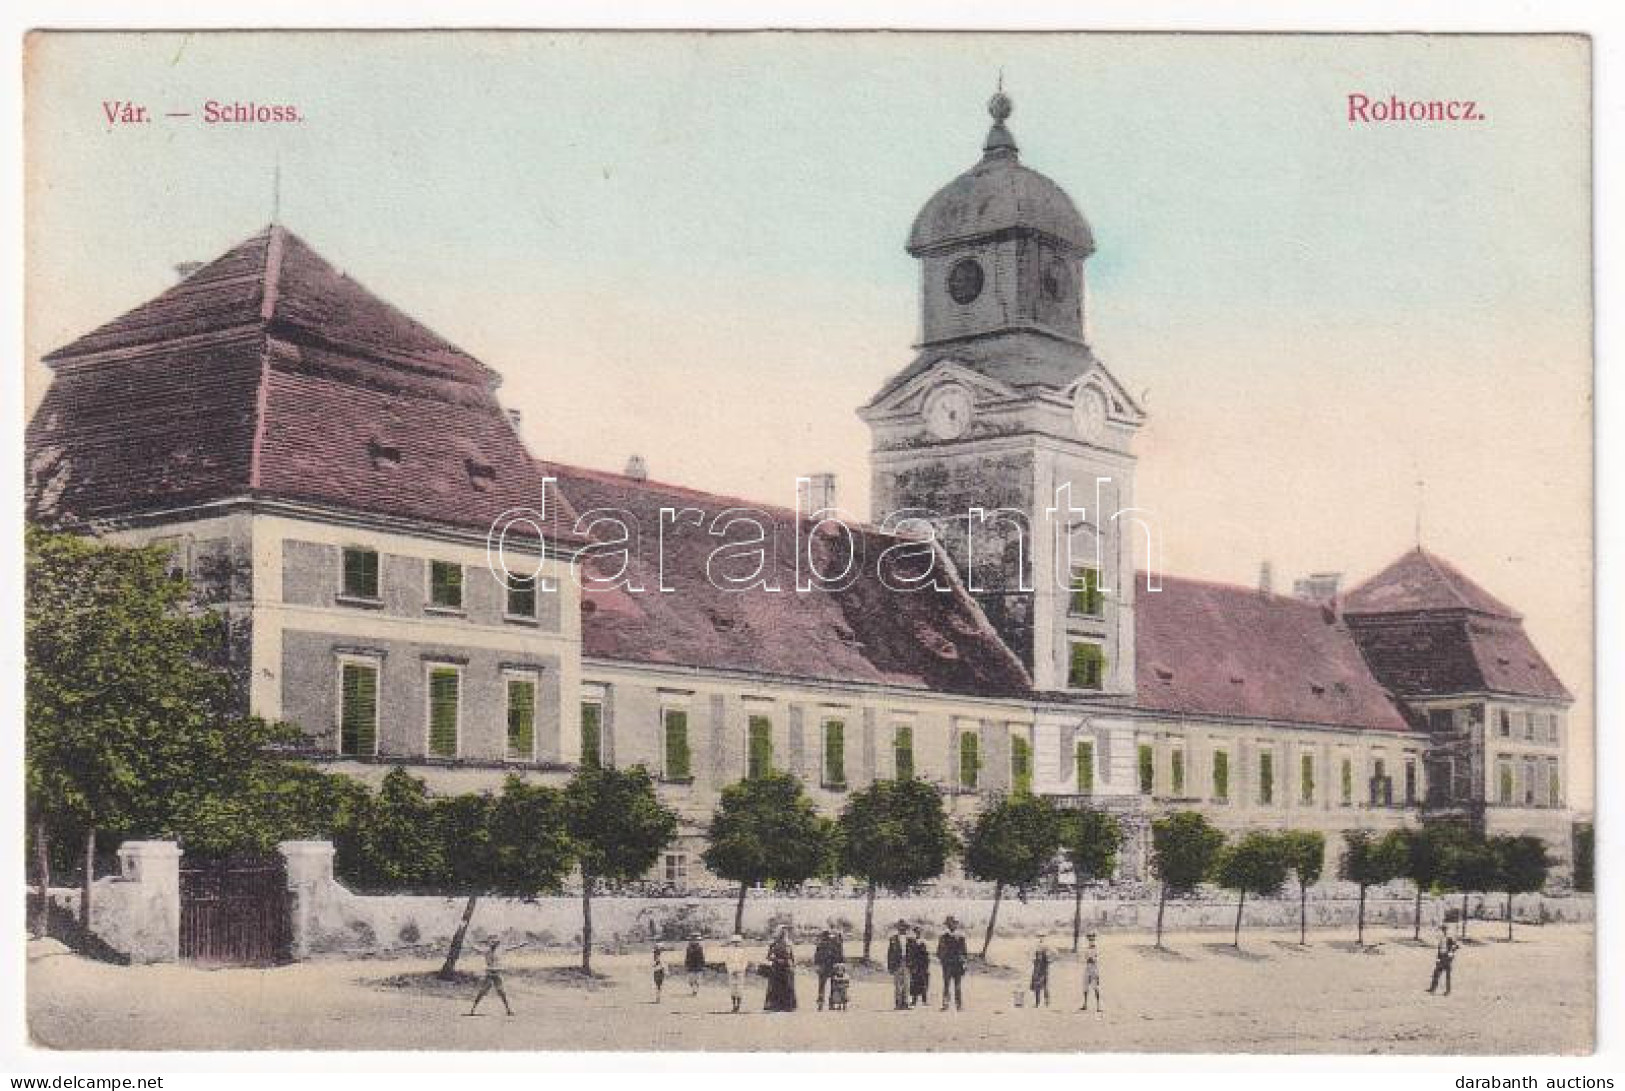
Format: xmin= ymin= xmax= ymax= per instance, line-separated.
xmin=467 ymin=937 xmax=514 ymax=1017
xmin=652 ymin=943 xmax=668 ymax=1003
xmin=724 ymin=934 xmax=750 ymax=1014
xmin=684 ymin=932 xmax=708 ymax=997
xmin=828 ymin=961 xmax=852 ymax=1011
xmin=1080 ymin=932 xmax=1102 ymax=1013
xmin=1030 ymin=933 xmax=1052 ymax=1009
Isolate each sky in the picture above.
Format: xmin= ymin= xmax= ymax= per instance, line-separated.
xmin=23 ymin=32 xmax=1593 ymax=805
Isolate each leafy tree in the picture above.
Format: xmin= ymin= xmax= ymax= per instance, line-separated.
xmin=1490 ymin=834 xmax=1551 ymax=942
xmin=1278 ymin=830 xmax=1326 ymax=945
xmin=335 ymin=767 xmax=449 ymax=891
xmin=564 ymin=764 xmax=679 ymax=973
xmin=1058 ymin=807 xmax=1122 ymax=952
xmin=702 ymin=771 xmax=833 ymax=935
xmin=1572 ymin=824 xmax=1593 ymax=893
xmin=964 ymin=793 xmax=1063 ymax=958
xmin=1338 ymin=829 xmax=1406 ymax=946
xmin=1214 ymin=833 xmax=1291 ymax=948
xmin=25 ymin=526 xmax=305 ymax=930
xmin=1392 ymin=824 xmax=1459 ymax=941
xmin=836 ymin=778 xmax=956 ymax=963
xmin=1440 ymin=835 xmax=1499 ymax=939
xmin=1149 ymin=811 xmax=1224 ymax=948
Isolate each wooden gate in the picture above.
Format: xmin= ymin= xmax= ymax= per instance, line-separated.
xmin=180 ymin=856 xmax=292 ymax=966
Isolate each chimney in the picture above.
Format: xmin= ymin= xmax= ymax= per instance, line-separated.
xmin=798 ymin=473 xmax=838 ymax=515
xmin=505 ymin=408 xmax=523 ymax=430
xmin=1258 ymin=560 xmax=1274 ymax=597
xmin=174 ymin=261 xmax=204 ymax=281
xmin=624 ymin=454 xmax=649 ymax=481
xmin=1292 ymin=572 xmax=1343 ymax=604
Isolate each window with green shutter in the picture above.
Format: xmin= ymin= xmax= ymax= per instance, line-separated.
xmin=1497 ymin=760 xmax=1513 ymax=805
xmin=1301 ymin=753 xmax=1315 ymax=803
xmin=1171 ymin=748 xmax=1185 ymax=796
xmin=747 ymin=715 xmax=773 ymax=778
xmin=1340 ymin=757 xmax=1354 ymax=805
xmin=1547 ymin=761 xmax=1561 ymax=807
xmin=342 ymin=547 xmax=380 ymax=600
xmin=1259 ymin=752 xmax=1274 ymax=804
xmin=1010 ymin=735 xmax=1032 ymax=795
xmin=430 ymin=560 xmax=464 ymax=610
xmin=1069 ymin=566 xmax=1104 ymax=617
xmin=823 ymin=720 xmax=845 ymax=787
xmin=428 ymin=667 xmax=460 ymax=757
xmin=1213 ymin=750 xmax=1230 ymax=801
xmin=959 ymin=731 xmax=980 ymax=790
xmin=339 ymin=661 xmax=378 ymax=756
xmin=1075 ymin=739 xmax=1094 ymax=795
xmin=506 ymin=676 xmax=536 ymax=760
xmin=663 ymin=708 xmax=690 ymax=780
xmin=1068 ymin=641 xmax=1106 ymax=690
xmin=506 ymin=578 xmax=536 ymax=619
xmin=1137 ymin=744 xmax=1154 ymax=795
xmin=580 ymin=700 xmax=603 ymax=766
xmin=893 ymin=725 xmax=915 ymax=780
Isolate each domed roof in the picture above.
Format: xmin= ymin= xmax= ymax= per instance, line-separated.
xmin=907 ymin=92 xmax=1094 ymax=257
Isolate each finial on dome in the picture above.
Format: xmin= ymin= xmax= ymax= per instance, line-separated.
xmin=983 ymin=77 xmax=1018 ymax=158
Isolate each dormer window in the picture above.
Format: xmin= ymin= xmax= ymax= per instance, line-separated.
xmin=466 ymin=458 xmax=496 ymax=492
xmin=368 ymin=439 xmax=401 ymax=470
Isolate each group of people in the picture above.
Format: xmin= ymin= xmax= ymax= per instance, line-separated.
xmin=885 ymin=916 xmax=970 ymax=1011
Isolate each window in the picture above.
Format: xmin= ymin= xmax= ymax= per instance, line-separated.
xmin=1404 ymin=758 xmax=1418 ymax=805
xmin=1068 ymin=642 xmax=1106 ymax=690
xmin=1498 ymin=709 xmax=1511 ymax=738
xmin=747 ymin=715 xmax=773 ymax=778
xmin=1301 ymin=753 xmax=1316 ymax=804
xmin=580 ymin=698 xmax=603 ymax=767
xmin=505 ymin=674 xmax=537 ymax=760
xmin=1522 ymin=758 xmax=1538 ymax=806
xmin=1547 ymin=760 xmax=1561 ymax=808
xmin=342 ymin=547 xmax=380 ymax=600
xmin=1497 ymin=759 xmax=1514 ymax=805
xmin=506 ymin=578 xmax=537 ymax=620
xmin=1547 ymin=713 xmax=1561 ymax=744
xmin=338 ymin=660 xmax=379 ymax=756
xmin=1340 ymin=757 xmax=1353 ymax=805
xmin=1213 ymin=750 xmax=1230 ymax=802
xmin=1259 ymin=752 xmax=1274 ymax=805
xmin=1137 ymin=744 xmax=1154 ymax=795
xmin=959 ymin=731 xmax=980 ymax=790
xmin=823 ymin=719 xmax=846 ymax=787
xmin=893 ymin=725 xmax=915 ymax=780
xmin=1069 ymin=566 xmax=1104 ymax=617
xmin=1170 ymin=748 xmax=1185 ymax=796
xmin=663 ymin=852 xmax=688 ymax=887
xmin=1522 ymin=712 xmax=1535 ymax=742
xmin=1076 ymin=740 xmax=1094 ymax=795
xmin=1010 ymin=734 xmax=1033 ymax=795
xmin=427 ymin=665 xmax=460 ymax=757
xmin=1369 ymin=758 xmax=1393 ymax=806
xmin=663 ymin=708 xmax=691 ymax=780
xmin=429 ymin=560 xmax=464 ymax=610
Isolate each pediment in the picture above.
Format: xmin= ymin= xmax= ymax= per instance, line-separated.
xmin=1064 ymin=362 xmax=1145 ymax=425
xmin=863 ymin=357 xmax=1020 ymax=418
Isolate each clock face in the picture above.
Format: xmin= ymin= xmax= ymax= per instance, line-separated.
xmin=1074 ymin=385 xmax=1108 ymax=442
xmin=947 ymin=258 xmax=985 ymax=306
xmin=924 ymin=384 xmax=974 ymax=440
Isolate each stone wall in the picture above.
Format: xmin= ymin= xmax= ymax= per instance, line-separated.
xmin=44 ymin=841 xmax=181 ymax=964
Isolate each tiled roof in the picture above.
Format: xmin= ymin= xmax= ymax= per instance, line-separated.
xmin=28 ymin=225 xmax=580 ymax=545
xmin=1134 ymin=574 xmax=1413 ymax=732
xmin=546 ymin=461 xmax=1034 ymax=698
xmin=1342 ymin=547 xmax=1519 ymax=618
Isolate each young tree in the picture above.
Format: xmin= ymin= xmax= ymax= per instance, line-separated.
xmin=1490 ymin=834 xmax=1551 ymax=942
xmin=1058 ymin=807 xmax=1123 ymax=952
xmin=1278 ymin=830 xmax=1326 ymax=945
xmin=1338 ymin=829 xmax=1406 ymax=947
xmin=1440 ymin=835 xmax=1499 ymax=940
xmin=836 ymin=778 xmax=956 ymax=964
xmin=1392 ymin=824 xmax=1456 ymax=942
xmin=964 ymin=793 xmax=1063 ymax=959
xmin=1214 ymin=832 xmax=1291 ymax=948
xmin=1149 ymin=811 xmax=1225 ymax=948
xmin=564 ymin=764 xmax=679 ymax=974
xmin=702 ymin=771 xmax=833 ymax=935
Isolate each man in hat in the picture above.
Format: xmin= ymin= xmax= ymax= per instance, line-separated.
xmin=723 ymin=934 xmax=750 ymax=1013
xmin=1080 ymin=931 xmax=1102 ymax=1012
xmin=886 ymin=920 xmax=911 ymax=1010
xmin=684 ymin=932 xmax=708 ymax=997
xmin=1030 ymin=932 xmax=1053 ymax=1008
xmin=814 ymin=928 xmax=841 ymax=1011
xmin=1426 ymin=923 xmax=1459 ymax=996
xmin=937 ymin=916 xmax=969 ymax=1011
xmin=466 ymin=936 xmax=514 ymax=1017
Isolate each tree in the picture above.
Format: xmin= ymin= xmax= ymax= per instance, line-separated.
xmin=1490 ymin=834 xmax=1551 ymax=942
xmin=1057 ymin=807 xmax=1123 ymax=952
xmin=1278 ymin=830 xmax=1326 ymax=945
xmin=25 ymin=527 xmax=307 ymax=931
xmin=1149 ymin=811 xmax=1224 ymax=948
xmin=836 ymin=778 xmax=956 ymax=964
xmin=564 ymin=764 xmax=678 ymax=974
xmin=335 ymin=767 xmax=450 ymax=891
xmin=964 ymin=793 xmax=1063 ymax=959
xmin=1440 ymin=835 xmax=1499 ymax=940
xmin=1572 ymin=824 xmax=1593 ymax=893
xmin=1214 ymin=833 xmax=1291 ymax=947
xmin=1392 ymin=824 xmax=1457 ymax=942
xmin=1338 ymin=829 xmax=1406 ymax=947
xmin=702 ymin=771 xmax=833 ymax=935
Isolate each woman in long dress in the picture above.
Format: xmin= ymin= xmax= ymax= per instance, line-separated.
xmin=763 ymin=927 xmax=797 ymax=1012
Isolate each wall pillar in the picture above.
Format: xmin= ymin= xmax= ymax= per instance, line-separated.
xmin=113 ymin=841 xmax=182 ymax=964
xmin=279 ymin=840 xmax=336 ymax=960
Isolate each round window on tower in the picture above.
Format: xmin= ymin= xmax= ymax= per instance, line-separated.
xmin=947 ymin=258 xmax=984 ymax=306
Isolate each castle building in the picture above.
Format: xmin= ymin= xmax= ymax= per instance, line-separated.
xmin=25 ymin=93 xmax=1575 ymax=884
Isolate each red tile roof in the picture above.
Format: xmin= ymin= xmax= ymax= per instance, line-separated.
xmin=28 ymin=225 xmax=580 ymax=545
xmin=546 ymin=461 xmax=1034 ymax=697
xmin=1343 ymin=547 xmax=1518 ymax=618
xmin=1134 ymin=574 xmax=1413 ymax=731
